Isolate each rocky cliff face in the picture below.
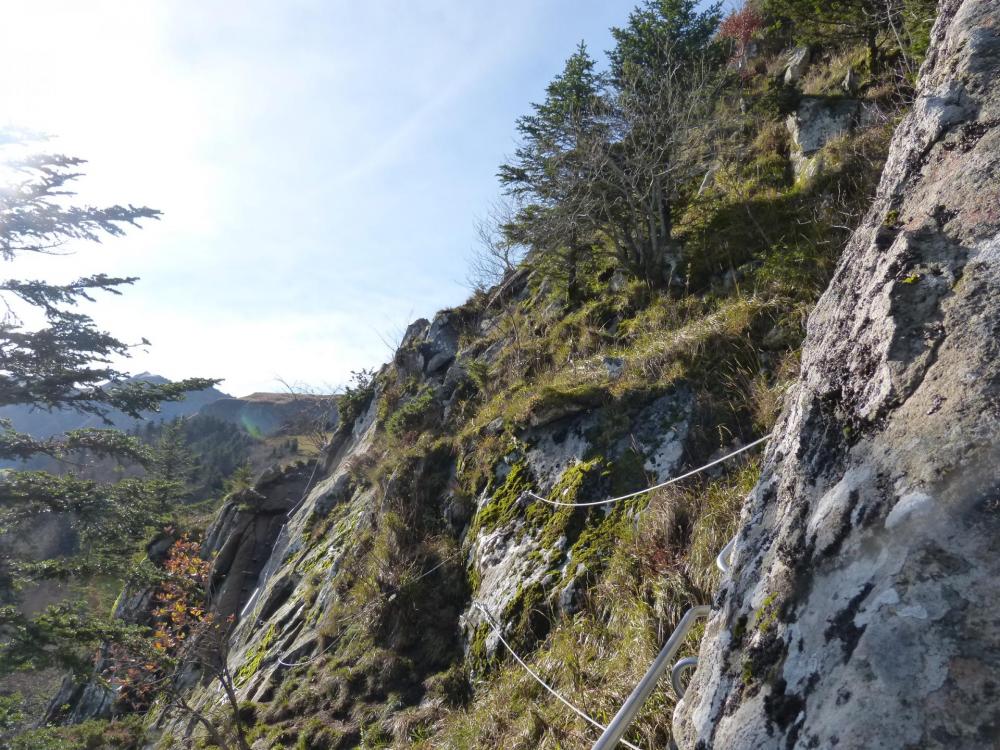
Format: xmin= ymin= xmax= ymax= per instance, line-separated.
xmin=674 ymin=1 xmax=1000 ymax=747
xmin=144 ymin=271 xmax=716 ymax=748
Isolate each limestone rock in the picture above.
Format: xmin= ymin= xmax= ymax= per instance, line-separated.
xmin=783 ymin=46 xmax=810 ymax=85
xmin=786 ymin=96 xmax=881 ymax=179
xmin=842 ymin=67 xmax=859 ymax=94
xmin=422 ymin=311 xmax=460 ymax=374
xmin=674 ymin=1 xmax=1000 ymax=747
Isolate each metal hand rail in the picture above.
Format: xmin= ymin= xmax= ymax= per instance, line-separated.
xmin=591 ymin=605 xmax=711 ymax=750
xmin=716 ymin=535 xmax=736 ymax=574
xmin=590 ymin=534 xmax=741 ymax=748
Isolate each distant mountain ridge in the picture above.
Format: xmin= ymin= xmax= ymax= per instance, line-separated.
xmin=199 ymin=392 xmax=338 ymax=438
xmin=0 ymin=374 xmax=337 ymax=440
xmin=0 ymin=373 xmax=231 ymax=439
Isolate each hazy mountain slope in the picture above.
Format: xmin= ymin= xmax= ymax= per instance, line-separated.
xmin=0 ymin=374 xmax=230 ymax=439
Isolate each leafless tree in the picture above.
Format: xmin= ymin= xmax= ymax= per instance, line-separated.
xmin=148 ymin=618 xmax=251 ymax=750
xmin=467 ymin=198 xmax=527 ymax=294
xmin=581 ymin=43 xmax=719 ymax=289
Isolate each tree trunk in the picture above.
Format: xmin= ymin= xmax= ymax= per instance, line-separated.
xmin=868 ymin=27 xmax=881 ymax=73
xmin=175 ymin=696 xmax=231 ymax=750
xmin=217 ymin=665 xmax=251 ymax=750
xmin=674 ymin=1 xmax=1000 ymax=747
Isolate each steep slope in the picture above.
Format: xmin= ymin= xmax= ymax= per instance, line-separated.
xmin=674 ymin=1 xmax=1000 ymax=747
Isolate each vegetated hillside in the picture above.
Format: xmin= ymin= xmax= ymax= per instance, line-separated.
xmin=18 ymin=1 xmax=952 ymax=748
xmin=0 ymin=388 xmax=335 ymax=736
xmin=200 ymin=392 xmax=338 ymax=440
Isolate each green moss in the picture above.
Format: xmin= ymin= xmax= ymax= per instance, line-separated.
xmin=530 ymin=382 xmax=608 ymax=419
xmin=468 ymin=461 xmax=532 ymax=538
xmin=468 ymin=621 xmax=492 ymax=671
xmin=564 ymin=508 xmax=632 ymax=580
xmin=502 ymin=580 xmax=549 ymax=653
xmin=608 ymin=449 xmax=648 ymax=498
xmin=468 ymin=564 xmax=482 ymax=595
xmin=529 ymin=458 xmax=608 ymax=552
xmin=741 ymin=658 xmax=755 ymax=686
xmin=236 ymin=622 xmax=277 ymax=687
xmin=755 ymin=592 xmax=781 ymax=633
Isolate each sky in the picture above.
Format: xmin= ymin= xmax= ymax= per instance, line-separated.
xmin=0 ymin=0 xmax=634 ymax=397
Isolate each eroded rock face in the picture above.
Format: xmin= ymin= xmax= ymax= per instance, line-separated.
xmin=674 ymin=2 xmax=1000 ymax=748
xmin=203 ymin=462 xmax=315 ymax=622
xmin=786 ymin=96 xmax=878 ymax=179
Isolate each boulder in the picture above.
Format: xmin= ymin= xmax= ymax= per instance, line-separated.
xmin=420 ymin=311 xmax=460 ymax=374
xmin=786 ymin=96 xmax=880 ymax=178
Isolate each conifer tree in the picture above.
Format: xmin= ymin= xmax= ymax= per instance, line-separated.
xmin=150 ymin=418 xmax=196 ymax=509
xmin=498 ymin=42 xmax=606 ymax=303
xmin=589 ymin=0 xmax=722 ymax=288
xmin=0 ymin=132 xmax=217 ymax=675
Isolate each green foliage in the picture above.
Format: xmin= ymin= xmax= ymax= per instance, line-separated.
xmin=0 ymin=691 xmax=24 ymax=732
xmin=0 ymin=132 xmax=220 ymax=688
xmin=608 ymin=0 xmax=723 ymax=82
xmin=384 ymin=386 xmax=437 ymax=439
xmin=222 ymin=462 xmax=256 ymax=497
xmin=0 ymin=601 xmax=148 ymax=676
xmin=499 ymin=42 xmax=606 ymax=303
xmin=139 ymin=414 xmax=256 ymax=496
xmin=0 ymin=473 xmax=165 ymax=580
xmin=7 ymin=717 xmax=144 ymax=750
xmin=762 ymin=0 xmax=937 ymax=72
xmin=900 ymin=0 xmax=938 ymax=68
xmin=336 ymin=368 xmax=377 ymax=433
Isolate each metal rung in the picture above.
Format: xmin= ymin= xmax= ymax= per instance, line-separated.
xmin=591 ymin=605 xmax=711 ymax=750
xmin=716 ymin=536 xmax=736 ymax=574
xmin=670 ymin=656 xmax=699 ymax=698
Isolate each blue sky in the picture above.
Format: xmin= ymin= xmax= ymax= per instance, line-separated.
xmin=0 ymin=1 xmax=634 ymax=396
